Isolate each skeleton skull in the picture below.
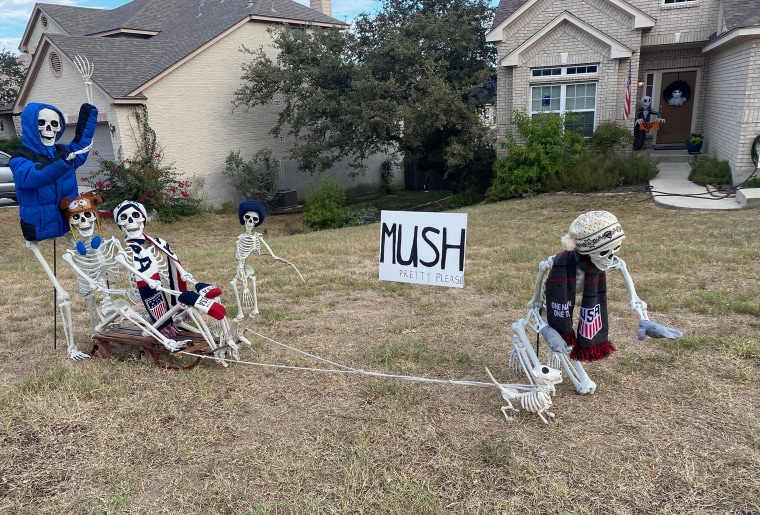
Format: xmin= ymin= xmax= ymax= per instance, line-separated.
xmin=38 ymin=108 xmax=61 ymax=147
xmin=243 ymin=211 xmax=261 ymax=233
xmin=640 ymin=96 xmax=652 ymax=110
xmin=71 ymin=210 xmax=97 ymax=238
xmin=116 ymin=205 xmax=146 ymax=239
xmin=588 ymin=242 xmax=622 ymax=272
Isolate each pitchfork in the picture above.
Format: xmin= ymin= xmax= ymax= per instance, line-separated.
xmin=74 ymin=54 xmax=94 ymax=104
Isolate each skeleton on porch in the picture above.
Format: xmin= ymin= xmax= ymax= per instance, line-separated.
xmin=510 ymin=211 xmax=683 ymax=394
xmin=231 ymin=200 xmax=305 ymax=326
xmin=112 ymin=200 xmax=243 ymax=362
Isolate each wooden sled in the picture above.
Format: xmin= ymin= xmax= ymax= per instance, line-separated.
xmin=91 ymin=323 xmax=230 ymax=370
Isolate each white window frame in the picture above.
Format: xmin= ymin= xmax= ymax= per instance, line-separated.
xmin=663 ymin=0 xmax=697 ymax=4
xmin=530 ymin=82 xmax=598 ymax=136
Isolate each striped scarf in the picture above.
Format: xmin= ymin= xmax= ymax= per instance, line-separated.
xmin=545 ymin=250 xmax=615 ymax=362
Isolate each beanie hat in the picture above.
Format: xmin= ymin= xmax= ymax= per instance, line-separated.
xmin=60 ymin=191 xmax=102 ymax=221
xmin=238 ymin=199 xmax=266 ymax=226
xmin=561 ymin=211 xmax=624 ymax=254
xmin=113 ymin=200 xmax=147 ymax=222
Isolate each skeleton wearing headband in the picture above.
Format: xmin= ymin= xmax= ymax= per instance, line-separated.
xmin=231 ymin=200 xmax=304 ymax=326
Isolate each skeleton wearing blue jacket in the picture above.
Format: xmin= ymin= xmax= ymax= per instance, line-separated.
xmin=11 ymin=102 xmax=98 ymax=241
xmin=9 ymin=102 xmax=98 ymax=360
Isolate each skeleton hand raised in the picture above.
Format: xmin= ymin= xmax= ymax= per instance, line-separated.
xmin=637 ymin=319 xmax=682 ymax=340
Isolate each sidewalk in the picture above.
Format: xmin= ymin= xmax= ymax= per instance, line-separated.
xmin=647 ymin=150 xmax=760 ymax=210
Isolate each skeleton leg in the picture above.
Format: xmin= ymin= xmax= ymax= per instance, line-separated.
xmin=549 ymin=350 xmax=596 ymax=394
xmin=510 ymin=311 xmax=544 ymax=385
xmin=500 ymin=401 xmax=519 ymax=422
xmin=27 ymin=241 xmax=89 ymax=360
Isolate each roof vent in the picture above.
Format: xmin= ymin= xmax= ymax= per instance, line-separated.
xmin=41 ymin=15 xmax=49 ymax=29
xmin=49 ymin=52 xmax=62 ymax=78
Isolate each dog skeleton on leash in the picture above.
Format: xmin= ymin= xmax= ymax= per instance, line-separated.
xmin=485 ymin=365 xmax=562 ymax=424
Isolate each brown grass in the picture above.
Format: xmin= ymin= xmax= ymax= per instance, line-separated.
xmin=0 ymin=192 xmax=758 ymax=514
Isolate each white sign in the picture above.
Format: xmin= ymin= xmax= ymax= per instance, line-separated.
xmin=379 ymin=211 xmax=467 ymax=288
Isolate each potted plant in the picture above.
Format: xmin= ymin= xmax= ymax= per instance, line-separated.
xmin=685 ymin=133 xmax=703 ymax=154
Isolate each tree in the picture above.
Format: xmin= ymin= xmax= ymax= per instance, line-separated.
xmin=0 ymin=48 xmax=26 ymax=106
xmin=233 ymin=0 xmax=495 ymax=184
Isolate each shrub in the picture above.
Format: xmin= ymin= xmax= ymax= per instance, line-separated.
xmin=82 ymin=107 xmax=202 ymax=222
xmin=486 ymin=111 xmax=587 ymax=202
xmin=302 ymin=176 xmax=346 ymax=230
xmin=342 ymin=207 xmax=379 ymax=227
xmin=587 ymin=121 xmax=633 ymax=156
xmin=688 ymin=156 xmax=733 ymax=185
xmin=0 ymin=135 xmax=21 ymax=155
xmin=223 ymin=148 xmax=279 ymax=211
xmin=544 ymin=153 xmax=658 ymax=193
xmin=442 ymin=189 xmax=484 ymax=210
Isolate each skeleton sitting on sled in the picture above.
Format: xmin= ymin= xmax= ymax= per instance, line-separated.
xmin=509 ymin=211 xmax=682 ymax=395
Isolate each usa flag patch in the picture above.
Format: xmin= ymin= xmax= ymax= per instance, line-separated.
xmin=578 ymin=304 xmax=602 ymax=340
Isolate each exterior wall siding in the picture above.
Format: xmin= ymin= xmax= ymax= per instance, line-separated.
xmin=702 ymin=39 xmax=760 ymax=182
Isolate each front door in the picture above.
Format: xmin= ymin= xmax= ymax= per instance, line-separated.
xmin=655 ymin=70 xmax=696 ymax=145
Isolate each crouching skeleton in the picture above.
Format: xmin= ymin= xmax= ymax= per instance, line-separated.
xmin=231 ymin=200 xmax=304 ymax=328
xmin=510 ymin=211 xmax=683 ymax=395
xmin=104 ymin=200 xmax=243 ymax=364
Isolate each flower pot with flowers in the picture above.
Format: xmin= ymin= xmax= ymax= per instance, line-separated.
xmin=685 ymin=133 xmax=703 ymax=154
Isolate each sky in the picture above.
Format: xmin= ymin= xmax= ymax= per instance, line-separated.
xmin=1 ymin=0 xmax=468 ymax=55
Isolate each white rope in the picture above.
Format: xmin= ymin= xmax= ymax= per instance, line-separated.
xmin=177 ymin=331 xmax=540 ymax=391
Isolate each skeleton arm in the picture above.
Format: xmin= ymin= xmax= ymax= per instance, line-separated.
xmin=612 ymin=256 xmax=683 ymax=340
xmin=259 ymin=236 xmax=305 ymax=283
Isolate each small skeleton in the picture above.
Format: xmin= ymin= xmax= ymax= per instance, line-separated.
xmin=73 ymin=54 xmax=94 ymax=105
xmin=485 ymin=365 xmax=562 ymax=424
xmin=231 ymin=200 xmax=304 ymax=325
xmin=510 ymin=211 xmax=682 ymax=395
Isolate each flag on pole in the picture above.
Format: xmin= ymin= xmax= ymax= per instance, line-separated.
xmin=623 ymin=60 xmax=632 ymax=120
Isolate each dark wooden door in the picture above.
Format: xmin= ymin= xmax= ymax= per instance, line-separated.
xmin=656 ymin=71 xmax=696 ymax=144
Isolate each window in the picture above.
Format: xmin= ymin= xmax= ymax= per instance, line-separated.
xmin=663 ymin=0 xmax=696 ymax=4
xmin=530 ymin=82 xmax=597 ymax=136
xmin=532 ymin=65 xmax=598 ymax=77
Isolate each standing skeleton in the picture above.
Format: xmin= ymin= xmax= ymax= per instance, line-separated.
xmin=231 ymin=200 xmax=304 ymax=326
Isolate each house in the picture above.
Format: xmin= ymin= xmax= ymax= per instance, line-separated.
xmin=487 ymin=0 xmax=760 ymax=184
xmin=13 ymin=0 xmax=399 ymax=207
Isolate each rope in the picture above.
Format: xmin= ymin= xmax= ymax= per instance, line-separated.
xmin=177 ymin=331 xmax=539 ymax=391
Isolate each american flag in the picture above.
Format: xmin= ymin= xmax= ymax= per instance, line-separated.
xmin=578 ymin=304 xmax=602 ymax=340
xmin=623 ymin=60 xmax=632 ymax=120
xmin=145 ymin=293 xmax=168 ymax=322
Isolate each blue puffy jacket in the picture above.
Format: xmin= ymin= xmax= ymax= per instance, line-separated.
xmin=10 ymin=102 xmax=99 ymax=241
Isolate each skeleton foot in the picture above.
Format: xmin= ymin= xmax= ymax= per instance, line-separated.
xmin=500 ymin=405 xmax=518 ymax=422
xmin=575 ymin=377 xmax=597 ymax=395
xmin=68 ymin=349 xmax=91 ymax=361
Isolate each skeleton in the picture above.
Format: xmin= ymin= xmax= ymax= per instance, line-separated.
xmin=231 ymin=200 xmax=304 ymax=326
xmin=510 ymin=212 xmax=682 ymax=395
xmin=633 ymin=95 xmax=666 ymax=151
xmin=73 ymin=55 xmax=94 ymax=105
xmin=485 ymin=365 xmax=562 ymax=424
xmin=60 ymin=194 xmax=189 ymax=353
xmin=113 ymin=201 xmax=244 ymax=363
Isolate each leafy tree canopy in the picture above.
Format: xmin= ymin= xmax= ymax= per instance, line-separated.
xmin=233 ymin=0 xmax=496 ymax=179
xmin=0 ymin=48 xmax=26 ymax=106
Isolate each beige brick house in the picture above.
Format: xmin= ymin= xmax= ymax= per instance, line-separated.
xmin=12 ymin=0 xmax=397 ymax=207
xmin=487 ymin=0 xmax=760 ymax=183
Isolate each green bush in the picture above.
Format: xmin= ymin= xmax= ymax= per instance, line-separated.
xmin=223 ymin=148 xmax=279 ymax=211
xmin=688 ymin=156 xmax=733 ymax=185
xmin=442 ymin=189 xmax=484 ymax=210
xmin=82 ymin=107 xmax=202 ymax=222
xmin=587 ymin=121 xmax=633 ymax=156
xmin=544 ymin=153 xmax=658 ymax=193
xmin=0 ymin=136 xmax=21 ymax=155
xmin=302 ymin=176 xmax=346 ymax=230
xmin=486 ymin=111 xmax=587 ymax=201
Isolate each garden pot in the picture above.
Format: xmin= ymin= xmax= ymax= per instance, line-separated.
xmin=686 ymin=141 xmax=703 ymax=154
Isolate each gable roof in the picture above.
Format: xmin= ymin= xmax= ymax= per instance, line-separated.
xmin=500 ymin=11 xmax=632 ymax=66
xmin=18 ymin=0 xmax=348 ymax=105
xmin=487 ymin=0 xmax=654 ymax=42
xmin=703 ymin=0 xmax=760 ymax=52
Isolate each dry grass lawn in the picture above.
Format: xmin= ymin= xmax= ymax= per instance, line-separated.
xmin=0 ymin=192 xmax=758 ymax=514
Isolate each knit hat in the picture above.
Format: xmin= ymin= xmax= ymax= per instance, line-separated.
xmin=561 ymin=211 xmax=624 ymax=254
xmin=238 ymin=199 xmax=266 ymax=226
xmin=59 ymin=192 xmax=102 ymax=221
xmin=113 ymin=200 xmax=147 ymax=222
